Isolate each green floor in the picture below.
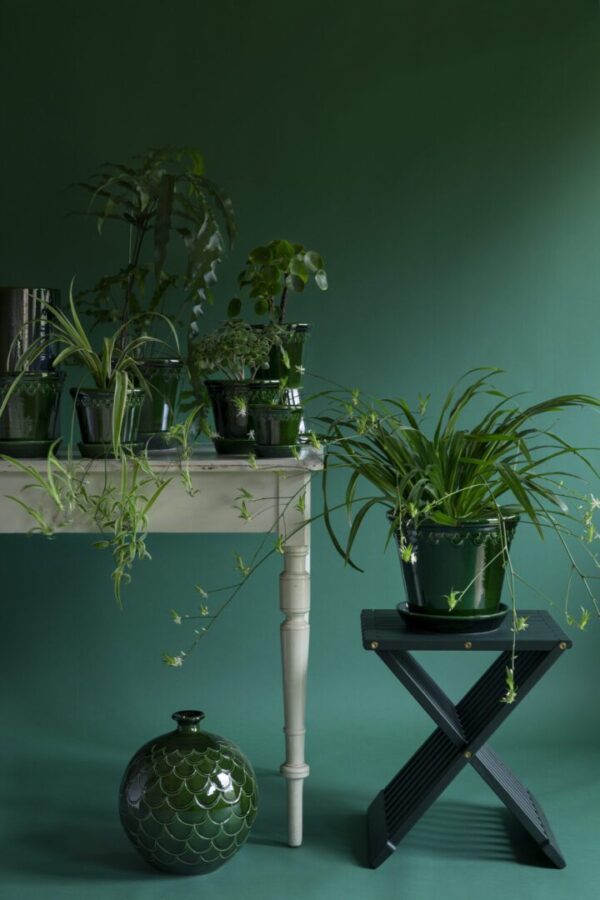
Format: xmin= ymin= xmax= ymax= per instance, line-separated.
xmin=2 ymin=736 xmax=599 ymax=900
xmin=2 ymin=534 xmax=599 ymax=900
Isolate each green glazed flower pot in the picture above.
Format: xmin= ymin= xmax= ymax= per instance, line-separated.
xmin=137 ymin=358 xmax=183 ymax=450
xmin=395 ymin=513 xmax=519 ymax=619
xmin=256 ymin=323 xmax=311 ymax=389
xmin=0 ymin=371 xmax=64 ymax=453
xmin=204 ymin=380 xmax=279 ymax=454
xmin=119 ymin=710 xmax=258 ymax=876
xmin=249 ymin=404 xmax=303 ymax=447
xmin=70 ymin=387 xmax=144 ymax=448
xmin=0 ymin=286 xmax=60 ymax=373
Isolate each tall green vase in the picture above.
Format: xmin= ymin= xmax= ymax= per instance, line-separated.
xmin=119 ymin=710 xmax=258 ymax=876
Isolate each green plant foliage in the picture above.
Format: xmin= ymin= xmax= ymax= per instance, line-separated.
xmin=74 ymin=147 xmax=236 ymax=333
xmin=228 ymin=239 xmax=327 ymax=324
xmin=320 ymin=368 xmax=600 ymax=566
xmin=1 ymin=283 xmax=179 ymax=455
xmin=188 ymin=318 xmax=273 ymax=382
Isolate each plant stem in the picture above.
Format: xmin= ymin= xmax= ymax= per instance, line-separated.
xmin=278 ymin=279 xmax=289 ymax=324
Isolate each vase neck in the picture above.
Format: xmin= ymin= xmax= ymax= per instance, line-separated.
xmin=172 ymin=710 xmax=205 ymax=733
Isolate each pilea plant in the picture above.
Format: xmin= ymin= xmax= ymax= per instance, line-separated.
xmin=76 ymin=146 xmax=236 ymax=335
xmin=227 ymin=239 xmax=327 ymax=323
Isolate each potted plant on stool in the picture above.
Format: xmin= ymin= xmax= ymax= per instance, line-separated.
xmin=321 ymin=369 xmax=600 ymax=640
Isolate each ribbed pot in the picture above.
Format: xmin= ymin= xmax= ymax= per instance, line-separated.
xmin=0 ymin=372 xmax=64 ymax=440
xmin=70 ymin=387 xmax=144 ymax=446
xmin=0 ymin=287 xmax=60 ymax=372
xmin=249 ymin=404 xmax=303 ymax=446
xmin=119 ymin=710 xmax=258 ymax=876
xmin=255 ymin=323 xmax=311 ymax=389
xmin=137 ymin=358 xmax=183 ymax=449
xmin=395 ymin=514 xmax=519 ymax=618
xmin=204 ymin=380 xmax=279 ymax=454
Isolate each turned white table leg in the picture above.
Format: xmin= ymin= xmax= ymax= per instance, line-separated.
xmin=279 ymin=543 xmax=310 ymax=847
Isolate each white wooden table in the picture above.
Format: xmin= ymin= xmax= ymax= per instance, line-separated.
xmin=0 ymin=448 xmax=323 ymax=848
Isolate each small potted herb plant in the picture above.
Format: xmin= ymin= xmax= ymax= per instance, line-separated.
xmin=188 ymin=318 xmax=278 ymax=454
xmin=228 ymin=239 xmax=327 ymax=389
xmin=248 ymin=380 xmax=303 ymax=458
xmin=76 ymin=147 xmax=236 ymax=448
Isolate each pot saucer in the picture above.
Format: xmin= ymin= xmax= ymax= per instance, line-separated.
xmin=0 ymin=439 xmax=60 ymax=459
xmin=396 ymin=602 xmax=510 ymax=634
xmin=78 ymin=441 xmax=145 ymax=459
xmin=213 ymin=437 xmax=253 ymax=455
xmin=255 ymin=444 xmax=298 ymax=459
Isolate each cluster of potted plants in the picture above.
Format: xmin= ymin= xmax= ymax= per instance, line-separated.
xmin=0 ymin=147 xmax=236 ymax=458
xmin=187 ymin=238 xmax=328 ymax=456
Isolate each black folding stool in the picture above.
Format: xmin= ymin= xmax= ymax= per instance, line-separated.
xmin=361 ymin=608 xmax=572 ymax=869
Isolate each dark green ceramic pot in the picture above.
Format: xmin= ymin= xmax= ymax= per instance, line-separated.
xmin=257 ymin=323 xmax=311 ymax=389
xmin=71 ymin=387 xmax=144 ymax=447
xmin=119 ymin=710 xmax=258 ymax=876
xmin=249 ymin=403 xmax=303 ymax=453
xmin=0 ymin=286 xmax=60 ymax=372
xmin=396 ymin=513 xmax=519 ymax=618
xmin=0 ymin=371 xmax=64 ymax=440
xmin=137 ymin=358 xmax=183 ymax=450
xmin=204 ymin=380 xmax=279 ymax=454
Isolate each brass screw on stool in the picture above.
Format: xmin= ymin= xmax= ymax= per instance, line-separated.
xmin=464 ymin=641 xmax=473 ymax=649
xmin=370 ymin=641 xmax=379 ymax=650
xmin=559 ymin=642 xmax=567 ymax=650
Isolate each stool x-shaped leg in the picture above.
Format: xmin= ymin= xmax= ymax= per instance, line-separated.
xmin=361 ymin=609 xmax=571 ymax=870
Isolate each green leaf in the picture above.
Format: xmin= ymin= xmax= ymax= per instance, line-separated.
xmin=315 ymin=269 xmax=328 ymax=290
xmin=228 ymin=297 xmax=242 ymax=317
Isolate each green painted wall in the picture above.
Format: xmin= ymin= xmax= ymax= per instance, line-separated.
xmin=1 ymin=2 xmax=600 ymax=898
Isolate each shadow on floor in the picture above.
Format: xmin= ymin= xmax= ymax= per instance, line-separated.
xmin=0 ymin=753 xmax=555 ymax=882
xmin=400 ymin=800 xmax=556 ymax=868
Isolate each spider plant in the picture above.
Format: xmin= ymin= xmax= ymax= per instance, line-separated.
xmin=320 ymin=369 xmax=600 ymax=701
xmin=1 ymin=283 xmax=179 ymax=453
xmin=321 ymin=369 xmax=600 ymax=564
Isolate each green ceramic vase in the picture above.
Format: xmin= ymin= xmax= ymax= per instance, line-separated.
xmin=119 ymin=710 xmax=258 ymax=876
xmin=256 ymin=323 xmax=311 ymax=389
xmin=249 ymin=403 xmax=303 ymax=457
xmin=136 ymin=358 xmax=183 ymax=449
xmin=0 ymin=372 xmax=64 ymax=456
xmin=71 ymin=387 xmax=144 ymax=456
xmin=396 ymin=513 xmax=519 ymax=619
xmin=204 ymin=380 xmax=279 ymax=454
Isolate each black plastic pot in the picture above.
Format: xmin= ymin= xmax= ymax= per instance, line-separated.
xmin=256 ymin=323 xmax=311 ymax=389
xmin=394 ymin=513 xmax=519 ymax=624
xmin=0 ymin=287 xmax=60 ymax=372
xmin=204 ymin=380 xmax=279 ymax=454
xmin=249 ymin=403 xmax=303 ymax=458
xmin=0 ymin=371 xmax=64 ymax=457
xmin=136 ymin=358 xmax=183 ymax=450
xmin=71 ymin=387 xmax=144 ymax=454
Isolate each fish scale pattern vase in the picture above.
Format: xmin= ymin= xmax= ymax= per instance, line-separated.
xmin=119 ymin=710 xmax=258 ymax=875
